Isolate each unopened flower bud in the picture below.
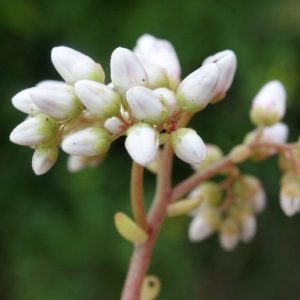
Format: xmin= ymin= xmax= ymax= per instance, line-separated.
xmin=36 ymin=80 xmax=68 ymax=88
xmin=154 ymin=87 xmax=180 ymax=118
xmin=145 ymin=158 xmax=159 ymax=174
xmin=125 ymin=123 xmax=159 ymax=166
xmin=12 ymin=88 xmax=41 ymax=115
xmin=250 ymin=80 xmax=286 ymax=127
xmin=133 ymin=34 xmax=181 ymax=90
xmin=110 ymin=47 xmax=148 ymax=96
xmin=167 ymin=198 xmax=201 ymax=217
xmin=188 ymin=206 xmax=220 ymax=242
xmin=10 ymin=113 xmax=59 ymax=146
xmin=219 ymin=218 xmax=239 ymax=251
xmin=62 ymin=128 xmax=111 ymax=156
xmin=244 ymin=122 xmax=289 ymax=161
xmin=74 ymin=80 xmax=121 ymax=119
xmin=176 ymin=64 xmax=220 ymax=113
xmin=171 ymin=128 xmax=206 ymax=164
xmin=140 ymin=275 xmax=161 ymax=300
xmin=191 ymin=144 xmax=223 ymax=171
xmin=104 ymin=117 xmax=124 ymax=134
xmin=67 ymin=154 xmax=105 ymax=172
xmin=240 ymin=214 xmax=256 ymax=243
xmin=114 ymin=212 xmax=148 ymax=244
xmin=138 ymin=60 xmax=169 ymax=89
xmin=279 ymin=147 xmax=300 ymax=172
xmin=203 ymin=50 xmax=237 ymax=103
xmin=126 ymin=86 xmax=168 ymax=125
xmin=32 ymin=145 xmax=58 ymax=175
xmin=229 ymin=144 xmax=251 ymax=163
xmin=158 ymin=133 xmax=170 ymax=145
xmin=280 ymin=174 xmax=300 ymax=216
xmin=233 ymin=175 xmax=266 ymax=213
xmin=51 ymin=46 xmax=105 ymax=85
xmin=30 ymin=84 xmax=84 ymax=120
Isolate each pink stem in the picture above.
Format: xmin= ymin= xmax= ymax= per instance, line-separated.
xmin=120 ymin=142 xmax=174 ymax=300
xmin=131 ymin=162 xmax=148 ymax=232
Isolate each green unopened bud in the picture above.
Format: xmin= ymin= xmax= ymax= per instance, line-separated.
xmin=140 ymin=275 xmax=161 ymax=300
xmin=114 ymin=212 xmax=148 ymax=244
xmin=229 ymin=144 xmax=251 ymax=163
xmin=158 ymin=133 xmax=170 ymax=145
xmin=167 ymin=198 xmax=201 ymax=217
xmin=279 ymin=148 xmax=300 ymax=172
xmin=197 ymin=181 xmax=222 ymax=206
xmin=233 ymin=175 xmax=266 ymax=213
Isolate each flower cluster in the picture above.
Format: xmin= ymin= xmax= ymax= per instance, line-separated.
xmin=10 ymin=34 xmax=237 ymax=175
xmin=178 ymin=79 xmax=300 ymax=251
xmin=187 ymin=144 xmax=266 ymax=251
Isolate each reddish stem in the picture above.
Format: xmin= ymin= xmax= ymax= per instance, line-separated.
xmin=130 ymin=162 xmax=148 ymax=232
xmin=121 ymin=142 xmax=174 ymax=300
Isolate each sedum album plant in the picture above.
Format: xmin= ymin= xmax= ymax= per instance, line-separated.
xmin=10 ymin=33 xmax=300 ymax=299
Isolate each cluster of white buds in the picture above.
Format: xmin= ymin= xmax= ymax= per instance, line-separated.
xmin=246 ymin=80 xmax=300 ymax=217
xmin=10 ymin=34 xmax=238 ymax=174
xmin=187 ymin=175 xmax=265 ymax=251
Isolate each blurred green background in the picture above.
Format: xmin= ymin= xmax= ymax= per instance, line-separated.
xmin=1 ymin=0 xmax=300 ymax=299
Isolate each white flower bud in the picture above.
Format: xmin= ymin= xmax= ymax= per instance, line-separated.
xmin=32 ymin=145 xmax=58 ymax=175
xmin=67 ymin=154 xmax=105 ymax=172
xmin=62 ymin=127 xmax=111 ymax=156
xmin=280 ymin=192 xmax=300 ymax=217
xmin=280 ymin=179 xmax=300 ymax=217
xmin=36 ymin=80 xmax=68 ymax=88
xmin=176 ymin=63 xmax=220 ymax=113
xmin=244 ymin=123 xmax=289 ymax=161
xmin=153 ymin=87 xmax=180 ymax=118
xmin=10 ymin=113 xmax=59 ymax=146
xmin=250 ymin=80 xmax=286 ymax=126
xmin=188 ymin=214 xmax=214 ymax=242
xmin=30 ymin=84 xmax=84 ymax=120
xmin=125 ymin=123 xmax=159 ymax=166
xmin=252 ymin=187 xmax=266 ymax=213
xmin=171 ymin=128 xmax=206 ymax=164
xmin=51 ymin=46 xmax=105 ymax=85
xmin=191 ymin=144 xmax=223 ymax=171
xmin=74 ymin=80 xmax=121 ymax=119
xmin=203 ymin=50 xmax=237 ymax=103
xmin=126 ymin=86 xmax=168 ymax=125
xmin=110 ymin=47 xmax=148 ymax=96
xmin=261 ymin=122 xmax=289 ymax=144
xmin=188 ymin=206 xmax=220 ymax=242
xmin=133 ymin=34 xmax=181 ymax=90
xmin=219 ymin=218 xmax=239 ymax=251
xmin=240 ymin=214 xmax=256 ymax=243
xmin=104 ymin=116 xmax=123 ymax=134
xmin=138 ymin=60 xmax=169 ymax=89
xmin=12 ymin=88 xmax=41 ymax=115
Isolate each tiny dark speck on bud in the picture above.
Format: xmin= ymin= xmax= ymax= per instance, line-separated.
xmin=142 ymin=79 xmax=145 ymax=82
xmin=46 ymin=118 xmax=49 ymax=121
xmin=148 ymin=280 xmax=155 ymax=287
